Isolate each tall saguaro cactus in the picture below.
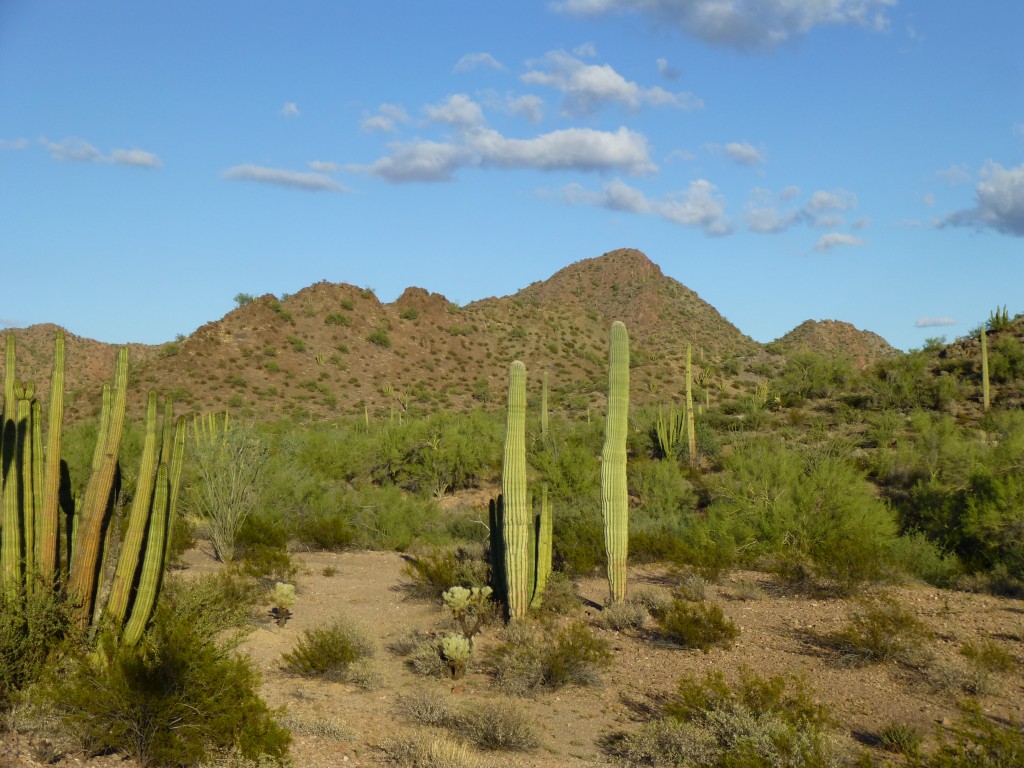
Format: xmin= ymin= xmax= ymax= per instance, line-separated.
xmin=502 ymin=361 xmax=530 ymax=620
xmin=602 ymin=321 xmax=630 ymax=605
xmin=981 ymin=327 xmax=990 ymax=412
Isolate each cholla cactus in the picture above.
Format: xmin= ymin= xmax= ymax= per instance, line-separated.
xmin=271 ymin=582 xmax=296 ymax=626
xmin=441 ymin=632 xmax=472 ymax=679
xmin=442 ymin=585 xmax=493 ymax=640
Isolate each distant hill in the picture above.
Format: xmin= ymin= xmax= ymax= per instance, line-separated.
xmin=2 ymin=248 xmax=898 ymax=421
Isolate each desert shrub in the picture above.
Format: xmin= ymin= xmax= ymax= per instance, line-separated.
xmin=909 ymin=702 xmax=1023 ymax=768
xmin=959 ymin=639 xmax=1016 ymax=675
xmin=377 ymin=732 xmax=488 ymax=768
xmin=653 ymin=599 xmax=739 ymax=651
xmin=282 ymin=616 xmax=374 ymax=681
xmin=0 ymin=587 xmax=75 ymax=711
xmin=489 ymin=621 xmax=612 ymax=696
xmin=162 ymin=571 xmax=262 ymax=638
xmin=532 ymin=571 xmax=580 ymax=616
xmin=550 ymin=496 xmax=605 ymax=576
xmin=41 ymin=597 xmax=289 ymax=767
xmin=707 ymin=439 xmax=897 ymax=590
xmin=877 ymin=722 xmax=925 ymax=756
xmin=395 ymin=689 xmax=538 ymax=752
xmin=607 ymin=668 xmax=835 ymax=768
xmin=627 ymin=458 xmax=698 ymax=563
xmin=988 ymin=335 xmax=1024 ymax=383
xmin=402 ymin=548 xmax=490 ymax=600
xmin=884 ymin=531 xmax=962 ymax=587
xmin=778 ymin=351 xmax=853 ymax=403
xmin=367 ymin=327 xmax=391 ymax=347
xmin=823 ymin=594 xmax=929 ymax=666
xmin=597 ymin=601 xmax=648 ymax=631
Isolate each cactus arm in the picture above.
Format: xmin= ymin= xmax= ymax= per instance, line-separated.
xmin=104 ymin=392 xmax=160 ymax=629
xmin=502 ymin=360 xmax=530 ymax=620
xmin=530 ymin=483 xmax=552 ymax=610
xmin=1 ymin=412 xmax=21 ymax=600
xmin=69 ymin=347 xmax=129 ymax=624
xmin=161 ymin=414 xmax=186 ymax=570
xmin=686 ymin=343 xmax=697 ymax=471
xmin=120 ymin=464 xmax=169 ymax=647
xmin=601 ymin=321 xmax=630 ymax=605
xmin=2 ymin=333 xmax=14 ymax=428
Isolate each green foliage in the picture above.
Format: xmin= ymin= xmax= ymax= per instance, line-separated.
xmin=367 ymin=327 xmax=392 ymax=347
xmin=399 ymin=307 xmax=420 ymax=321
xmin=707 ymin=439 xmax=897 ymax=589
xmin=282 ymin=617 xmax=374 ymax=680
xmin=986 ymin=304 xmax=1012 ymax=332
xmin=234 ymin=293 xmax=256 ymax=307
xmin=778 ymin=351 xmax=853 ymax=404
xmin=653 ymin=599 xmax=739 ymax=651
xmin=908 ymin=702 xmax=1023 ymax=768
xmin=0 ymin=586 xmax=75 ymax=710
xmin=402 ymin=548 xmax=490 ymax=600
xmin=324 ymin=312 xmax=351 ymax=327
xmin=42 ymin=590 xmax=289 ymax=767
xmin=823 ymin=594 xmax=929 ymax=666
xmin=489 ymin=620 xmax=612 ymax=696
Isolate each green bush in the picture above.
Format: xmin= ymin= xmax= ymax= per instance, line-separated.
xmin=282 ymin=617 xmax=374 ymax=681
xmin=823 ymin=594 xmax=929 ymax=666
xmin=41 ymin=593 xmax=289 ymax=767
xmin=402 ymin=548 xmax=490 ymax=600
xmin=908 ymin=702 xmax=1023 ymax=767
xmin=0 ymin=587 xmax=75 ymax=711
xmin=367 ymin=327 xmax=391 ymax=347
xmin=653 ymin=599 xmax=739 ymax=651
xmin=489 ymin=621 xmax=612 ymax=696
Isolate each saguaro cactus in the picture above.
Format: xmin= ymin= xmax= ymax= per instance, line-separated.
xmin=685 ymin=343 xmax=697 ymax=471
xmin=602 ymin=321 xmax=630 ymax=605
xmin=502 ymin=360 xmax=530 ymax=620
xmin=981 ymin=327 xmax=990 ymax=412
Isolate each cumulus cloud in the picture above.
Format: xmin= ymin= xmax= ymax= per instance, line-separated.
xmin=308 ymin=160 xmax=339 ymax=173
xmin=351 ymin=125 xmax=655 ymax=182
xmin=280 ymin=102 xmax=300 ymax=118
xmin=39 ymin=137 xmax=162 ymax=168
xmin=915 ymin=316 xmax=957 ymax=328
xmin=506 ymin=94 xmax=545 ymax=123
xmin=813 ymin=232 xmax=865 ymax=252
xmin=0 ymin=138 xmax=28 ymax=150
xmin=934 ymin=163 xmax=971 ymax=185
xmin=221 ymin=164 xmax=347 ymax=192
xmin=109 ymin=148 xmax=162 ymax=168
xmin=361 ymin=104 xmax=410 ymax=133
xmin=553 ymin=0 xmax=896 ymax=51
xmin=522 ymin=49 xmax=702 ymax=115
xmin=563 ymin=177 xmax=731 ymax=235
xmin=454 ymin=52 xmax=506 ymax=72
xmin=941 ymin=161 xmax=1024 ymax=237
xmin=745 ymin=186 xmax=857 ymax=232
xmin=424 ymin=94 xmax=486 ymax=128
xmin=721 ymin=141 xmax=765 ymax=165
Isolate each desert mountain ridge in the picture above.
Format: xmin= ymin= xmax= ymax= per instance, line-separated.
xmin=2 ymin=248 xmax=898 ymax=421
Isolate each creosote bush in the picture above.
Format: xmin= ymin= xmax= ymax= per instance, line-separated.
xmin=39 ymin=585 xmax=289 ymax=767
xmin=0 ymin=587 xmax=76 ymax=712
xmin=653 ymin=599 xmax=739 ymax=651
xmin=822 ymin=594 xmax=930 ymax=666
xmin=402 ymin=548 xmax=489 ymax=600
xmin=489 ymin=620 xmax=612 ymax=696
xmin=282 ymin=616 xmax=374 ymax=681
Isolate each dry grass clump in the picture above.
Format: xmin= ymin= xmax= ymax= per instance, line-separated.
xmin=395 ymin=689 xmax=539 ymax=752
xmin=377 ymin=731 xmax=491 ymax=768
xmin=596 ymin=601 xmax=649 ymax=632
xmin=926 ymin=639 xmax=1018 ymax=696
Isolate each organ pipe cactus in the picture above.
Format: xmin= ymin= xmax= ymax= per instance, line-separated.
xmin=502 ymin=360 xmax=530 ymax=620
xmin=0 ymin=330 xmax=183 ymax=644
xmin=602 ymin=321 xmax=630 ymax=605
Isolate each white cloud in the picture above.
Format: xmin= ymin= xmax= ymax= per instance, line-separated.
xmin=563 ymin=177 xmax=731 ymax=235
xmin=352 ymin=125 xmax=656 ymax=182
xmin=221 ymin=164 xmax=347 ymax=192
xmin=553 ymin=0 xmax=896 ymax=51
xmin=506 ymin=94 xmax=545 ymax=123
xmin=942 ymin=161 xmax=1024 ymax=237
xmin=813 ymin=232 xmax=865 ymax=252
xmin=361 ymin=103 xmax=410 ymax=133
xmin=454 ymin=52 xmax=506 ymax=72
xmin=40 ymin=136 xmax=102 ymax=162
xmin=573 ymin=42 xmax=598 ymax=57
xmin=308 ymin=160 xmax=339 ymax=173
xmin=39 ymin=137 xmax=162 ymax=168
xmin=468 ymin=126 xmax=655 ymax=174
xmin=109 ymin=148 xmax=162 ymax=168
xmin=915 ymin=316 xmax=957 ymax=328
xmin=656 ymin=57 xmax=681 ymax=80
xmin=280 ymin=102 xmax=300 ymax=118
xmin=349 ymin=140 xmax=472 ymax=183
xmin=0 ymin=138 xmax=28 ymax=150
xmin=745 ymin=186 xmax=857 ymax=232
xmin=424 ymin=94 xmax=486 ymax=128
xmin=722 ymin=141 xmax=765 ymax=165
xmin=522 ymin=49 xmax=702 ymax=116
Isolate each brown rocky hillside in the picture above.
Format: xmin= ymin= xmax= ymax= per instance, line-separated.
xmin=2 ymin=249 xmax=895 ymax=422
xmin=771 ymin=319 xmax=898 ymax=370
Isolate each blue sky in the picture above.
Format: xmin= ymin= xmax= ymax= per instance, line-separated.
xmin=1 ymin=1 xmax=1021 ymax=351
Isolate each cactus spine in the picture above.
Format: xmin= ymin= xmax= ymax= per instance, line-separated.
xmin=502 ymin=360 xmax=530 ymax=620
xmin=981 ymin=326 xmax=990 ymax=412
xmin=685 ymin=343 xmax=697 ymax=471
xmin=602 ymin=321 xmax=630 ymax=605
